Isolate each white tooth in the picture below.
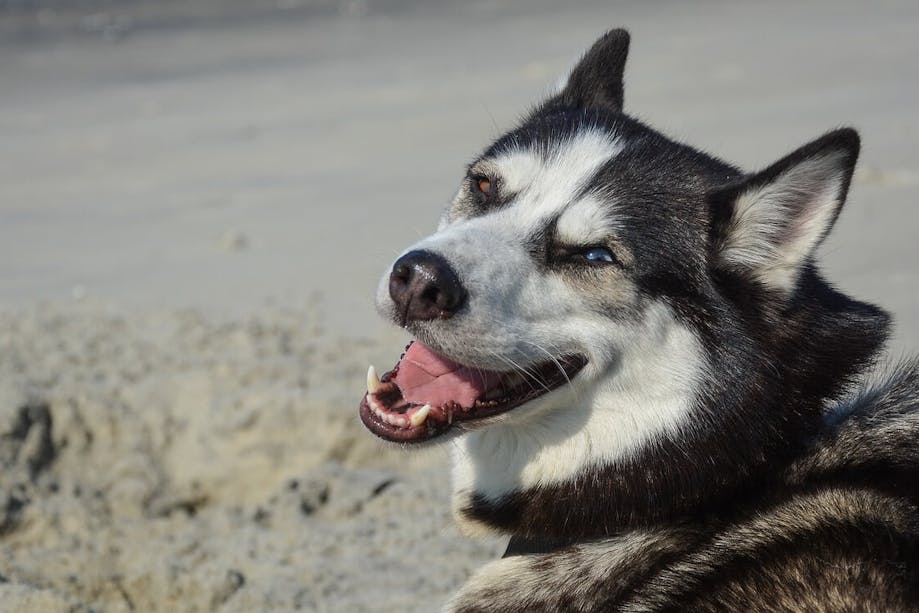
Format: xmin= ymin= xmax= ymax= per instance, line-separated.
xmin=410 ymin=404 xmax=431 ymax=427
xmin=367 ymin=365 xmax=382 ymax=394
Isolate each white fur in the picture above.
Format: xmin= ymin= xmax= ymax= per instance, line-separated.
xmin=418 ymin=129 xmax=623 ymax=263
xmin=556 ymin=195 xmax=622 ymax=246
xmin=489 ymin=128 xmax=624 ymax=223
xmin=450 ymin=303 xmax=704 ymax=534
xmin=722 ymin=152 xmax=846 ymax=293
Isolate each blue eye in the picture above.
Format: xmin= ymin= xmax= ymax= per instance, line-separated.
xmin=583 ymin=247 xmax=615 ymax=263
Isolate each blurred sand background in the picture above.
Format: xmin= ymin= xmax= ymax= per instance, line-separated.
xmin=0 ymin=0 xmax=917 ymax=610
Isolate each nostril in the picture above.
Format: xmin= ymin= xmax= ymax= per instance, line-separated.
xmin=388 ymin=249 xmax=467 ymax=323
xmin=420 ymin=284 xmax=442 ymax=307
xmin=439 ymin=293 xmax=458 ymax=310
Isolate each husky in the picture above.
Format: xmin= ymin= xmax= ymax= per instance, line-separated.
xmin=358 ymin=29 xmax=919 ymax=611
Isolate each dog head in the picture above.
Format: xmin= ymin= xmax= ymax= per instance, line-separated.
xmin=359 ymin=30 xmax=889 ymax=537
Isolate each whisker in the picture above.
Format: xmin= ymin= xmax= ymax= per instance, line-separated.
xmin=502 ymin=352 xmax=552 ymax=394
xmin=485 ymin=348 xmax=538 ymax=392
xmin=522 ymin=339 xmax=571 ymax=387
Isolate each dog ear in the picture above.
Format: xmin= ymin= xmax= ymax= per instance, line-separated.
xmin=708 ymin=128 xmax=860 ymax=295
xmin=555 ymin=29 xmax=630 ymax=112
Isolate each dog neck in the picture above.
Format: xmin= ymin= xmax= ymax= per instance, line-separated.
xmin=449 ymin=388 xmax=713 ymax=539
xmin=449 ymin=309 xmax=710 ymax=539
xmin=449 ymin=278 xmax=890 ymax=540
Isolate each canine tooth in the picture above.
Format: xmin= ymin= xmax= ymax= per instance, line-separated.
xmin=367 ymin=365 xmax=382 ymax=394
xmin=410 ymin=404 xmax=431 ymax=427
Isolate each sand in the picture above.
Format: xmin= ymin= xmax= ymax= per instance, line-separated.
xmin=0 ymin=304 xmax=502 ymax=611
xmin=0 ymin=0 xmax=917 ymax=610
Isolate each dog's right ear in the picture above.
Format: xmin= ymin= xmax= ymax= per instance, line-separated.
xmin=555 ymin=28 xmax=630 ymax=113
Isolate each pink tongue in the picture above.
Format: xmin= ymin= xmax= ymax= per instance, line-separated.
xmin=392 ymin=342 xmax=500 ymax=408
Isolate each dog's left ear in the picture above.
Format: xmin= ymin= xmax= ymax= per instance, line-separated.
xmin=556 ymin=28 xmax=630 ymax=112
xmin=708 ymin=128 xmax=860 ymax=295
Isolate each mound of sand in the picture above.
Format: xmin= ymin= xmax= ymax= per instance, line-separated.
xmin=0 ymin=305 xmax=502 ymax=611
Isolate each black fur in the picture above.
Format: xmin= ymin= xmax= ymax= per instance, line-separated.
xmin=558 ymin=28 xmax=630 ymax=113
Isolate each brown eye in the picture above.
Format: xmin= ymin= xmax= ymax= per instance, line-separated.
xmin=476 ymin=176 xmax=491 ymax=194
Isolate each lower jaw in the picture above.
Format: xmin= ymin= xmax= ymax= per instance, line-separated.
xmin=359 ymin=392 xmax=519 ymax=443
xmin=359 ymin=396 xmax=449 ymax=443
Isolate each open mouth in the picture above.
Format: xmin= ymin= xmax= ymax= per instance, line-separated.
xmin=358 ymin=341 xmax=587 ymax=443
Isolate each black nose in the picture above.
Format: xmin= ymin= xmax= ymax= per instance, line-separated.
xmin=389 ymin=250 xmax=467 ymax=324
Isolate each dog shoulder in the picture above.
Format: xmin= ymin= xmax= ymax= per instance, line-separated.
xmin=447 ymin=484 xmax=919 ymax=612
